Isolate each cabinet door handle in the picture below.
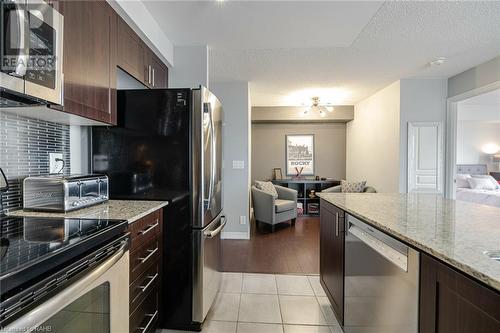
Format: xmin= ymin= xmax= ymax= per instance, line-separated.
xmin=152 ymin=67 xmax=155 ymax=87
xmin=148 ymin=65 xmax=152 ymax=84
xmin=138 ymin=247 xmax=158 ymax=264
xmin=138 ymin=220 xmax=159 ymax=236
xmin=137 ymin=310 xmax=158 ymax=333
xmin=139 ymin=273 xmax=158 ymax=293
xmin=335 ymin=212 xmax=339 ymax=237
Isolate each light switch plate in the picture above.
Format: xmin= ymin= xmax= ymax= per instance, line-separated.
xmin=239 ymin=216 xmax=246 ymax=225
xmin=49 ymin=153 xmax=64 ymax=174
xmin=232 ymin=160 xmax=244 ymax=169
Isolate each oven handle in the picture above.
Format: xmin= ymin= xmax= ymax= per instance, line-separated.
xmin=3 ymin=240 xmax=128 ymax=331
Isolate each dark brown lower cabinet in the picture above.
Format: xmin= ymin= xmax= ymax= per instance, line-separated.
xmin=420 ymin=254 xmax=500 ymax=333
xmin=319 ymin=199 xmax=345 ymax=324
xmin=128 ymin=209 xmax=163 ymax=333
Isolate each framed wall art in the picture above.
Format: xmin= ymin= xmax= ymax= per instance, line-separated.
xmin=286 ymin=134 xmax=315 ymax=176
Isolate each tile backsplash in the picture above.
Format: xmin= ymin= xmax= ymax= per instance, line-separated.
xmin=0 ymin=111 xmax=70 ymax=213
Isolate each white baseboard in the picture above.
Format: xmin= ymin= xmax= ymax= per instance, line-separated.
xmin=221 ymin=231 xmax=250 ymax=240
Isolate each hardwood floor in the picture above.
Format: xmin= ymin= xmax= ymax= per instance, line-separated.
xmin=221 ymin=217 xmax=320 ymax=275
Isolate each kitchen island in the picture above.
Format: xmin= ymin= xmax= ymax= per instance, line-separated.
xmin=318 ymin=192 xmax=500 ymax=333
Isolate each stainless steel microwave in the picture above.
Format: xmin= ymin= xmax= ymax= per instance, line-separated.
xmin=0 ymin=0 xmax=63 ymax=106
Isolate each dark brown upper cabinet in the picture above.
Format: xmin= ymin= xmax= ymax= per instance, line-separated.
xmin=146 ymin=51 xmax=169 ymax=89
xmin=117 ymin=18 xmax=169 ymax=90
xmin=57 ymin=0 xmax=117 ymax=125
xmin=420 ymin=253 xmax=500 ymax=333
xmin=319 ymin=200 xmax=345 ymax=324
xmin=117 ymin=17 xmax=147 ymax=86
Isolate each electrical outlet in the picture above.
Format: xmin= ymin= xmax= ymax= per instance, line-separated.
xmin=49 ymin=153 xmax=64 ymax=174
xmin=239 ymin=216 xmax=246 ymax=225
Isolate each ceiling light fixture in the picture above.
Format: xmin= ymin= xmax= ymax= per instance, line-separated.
xmin=429 ymin=57 xmax=446 ymax=66
xmin=303 ymin=97 xmax=334 ymax=117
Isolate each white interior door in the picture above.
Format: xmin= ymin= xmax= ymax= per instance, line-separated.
xmin=408 ymin=122 xmax=444 ymax=193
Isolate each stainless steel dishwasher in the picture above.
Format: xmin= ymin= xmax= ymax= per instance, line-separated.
xmin=344 ymin=214 xmax=419 ymax=333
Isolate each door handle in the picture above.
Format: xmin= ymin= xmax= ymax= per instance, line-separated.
xmin=138 ymin=220 xmax=159 ymax=236
xmin=139 ymin=273 xmax=158 ymax=293
xmin=137 ymin=310 xmax=158 ymax=333
xmin=204 ymin=216 xmax=227 ymax=239
xmin=138 ymin=247 xmax=158 ymax=264
xmin=335 ymin=212 xmax=339 ymax=236
xmin=152 ymin=67 xmax=155 ymax=87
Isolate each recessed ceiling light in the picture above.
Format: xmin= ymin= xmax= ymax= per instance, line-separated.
xmin=429 ymin=57 xmax=446 ymax=66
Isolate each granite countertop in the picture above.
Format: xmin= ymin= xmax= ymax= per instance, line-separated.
xmin=6 ymin=200 xmax=168 ymax=224
xmin=317 ymin=192 xmax=500 ymax=292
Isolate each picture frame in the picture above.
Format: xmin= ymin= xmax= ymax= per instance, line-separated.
xmin=285 ymin=134 xmax=315 ymax=176
xmin=273 ymin=168 xmax=283 ymax=180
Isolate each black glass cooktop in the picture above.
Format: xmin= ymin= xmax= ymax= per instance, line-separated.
xmin=0 ymin=215 xmax=127 ymax=298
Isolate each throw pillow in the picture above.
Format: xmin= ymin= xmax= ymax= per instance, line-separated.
xmin=456 ymin=174 xmax=472 ymax=188
xmin=341 ymin=180 xmax=367 ymax=193
xmin=255 ymin=181 xmax=278 ymax=198
xmin=471 ymin=175 xmax=500 ymax=190
xmin=467 ymin=177 xmax=497 ymax=191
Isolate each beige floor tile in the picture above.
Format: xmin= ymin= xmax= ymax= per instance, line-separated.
xmin=207 ymin=293 xmax=240 ymax=322
xmin=221 ymin=272 xmax=243 ymax=293
xmin=159 ymin=321 xmax=237 ymax=333
xmin=276 ymin=275 xmax=315 ymax=296
xmin=238 ymin=294 xmax=282 ymax=324
xmin=307 ymin=276 xmax=327 ymax=297
xmin=279 ymin=295 xmax=328 ymax=325
xmin=242 ymin=273 xmax=277 ymax=294
xmin=283 ymin=325 xmax=333 ymax=333
xmin=237 ymin=322 xmax=284 ymax=333
xmin=316 ymin=297 xmax=340 ymax=325
xmin=203 ymin=321 xmax=237 ymax=333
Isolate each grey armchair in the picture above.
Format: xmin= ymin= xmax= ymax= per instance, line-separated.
xmin=251 ymin=185 xmax=298 ymax=232
xmin=322 ymin=185 xmax=377 ymax=193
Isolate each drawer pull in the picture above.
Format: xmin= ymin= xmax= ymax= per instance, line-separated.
xmin=137 ymin=310 xmax=158 ymax=333
xmin=139 ymin=273 xmax=159 ymax=293
xmin=138 ymin=220 xmax=159 ymax=236
xmin=138 ymin=247 xmax=158 ymax=264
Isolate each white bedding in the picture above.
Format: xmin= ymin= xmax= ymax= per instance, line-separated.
xmin=456 ymin=188 xmax=500 ymax=208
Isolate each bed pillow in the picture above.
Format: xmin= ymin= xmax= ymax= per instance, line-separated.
xmin=456 ymin=174 xmax=472 ymax=188
xmin=467 ymin=177 xmax=497 ymax=191
xmin=341 ymin=180 xmax=367 ymax=193
xmin=255 ymin=181 xmax=278 ymax=198
xmin=471 ymin=175 xmax=500 ymax=190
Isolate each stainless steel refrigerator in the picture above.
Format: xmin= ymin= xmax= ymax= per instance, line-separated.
xmin=91 ymin=86 xmax=225 ymax=331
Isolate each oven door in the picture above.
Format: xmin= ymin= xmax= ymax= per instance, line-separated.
xmin=2 ymin=242 xmax=130 ymax=333
xmin=24 ymin=0 xmax=63 ymax=105
xmin=0 ymin=0 xmax=29 ymax=94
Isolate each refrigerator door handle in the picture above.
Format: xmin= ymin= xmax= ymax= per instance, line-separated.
xmin=204 ymin=216 xmax=227 ymax=239
xmin=204 ymin=102 xmax=214 ymax=211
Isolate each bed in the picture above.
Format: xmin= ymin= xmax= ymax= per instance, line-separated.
xmin=455 ymin=164 xmax=500 ymax=208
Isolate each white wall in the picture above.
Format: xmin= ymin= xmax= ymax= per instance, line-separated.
xmin=399 ymin=79 xmax=448 ymax=193
xmin=346 ymin=81 xmax=401 ymax=193
xmin=169 ymin=46 xmax=209 ymax=89
xmin=457 ymin=104 xmax=500 ymax=172
xmin=210 ymin=82 xmax=251 ymax=239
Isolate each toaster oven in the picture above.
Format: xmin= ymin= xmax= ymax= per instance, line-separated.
xmin=23 ymin=174 xmax=109 ymax=212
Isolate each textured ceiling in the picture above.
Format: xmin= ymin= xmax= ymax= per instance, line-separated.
xmin=143 ymin=1 xmax=500 ymax=106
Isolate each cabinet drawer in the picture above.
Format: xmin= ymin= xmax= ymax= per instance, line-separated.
xmin=129 ymin=211 xmax=161 ymax=251
xmin=130 ymin=238 xmax=160 ymax=282
xmin=130 ymin=262 xmax=159 ymax=313
xmin=129 ymin=287 xmax=159 ymax=333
